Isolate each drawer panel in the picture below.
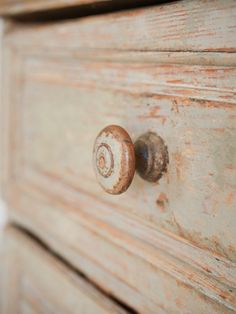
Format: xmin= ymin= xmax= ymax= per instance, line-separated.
xmin=2 ymin=2 xmax=236 ymax=313
xmin=6 ymin=53 xmax=236 ymax=262
xmin=5 ymin=0 xmax=236 ymax=52
xmin=7 ymin=192 xmax=236 ymax=314
xmin=5 ymin=49 xmax=236 ymax=314
xmin=1 ymin=227 xmax=128 ymax=314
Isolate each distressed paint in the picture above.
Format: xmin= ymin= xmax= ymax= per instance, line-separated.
xmin=94 ymin=125 xmax=135 ymax=195
xmin=1 ymin=1 xmax=236 ymax=313
xmin=134 ymin=131 xmax=169 ymax=183
xmin=11 ymin=55 xmax=236 ymax=263
xmin=4 ymin=52 xmax=236 ymax=313
xmin=4 ymin=0 xmax=236 ymax=52
xmin=1 ymin=227 xmax=128 ymax=314
xmin=7 ymin=190 xmax=236 ymax=313
xmin=93 ymin=126 xmax=169 ymax=194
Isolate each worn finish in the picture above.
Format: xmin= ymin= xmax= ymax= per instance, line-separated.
xmin=6 ymin=54 xmax=236 ymax=262
xmin=5 ymin=0 xmax=236 ymax=52
xmin=1 ymin=227 xmax=128 ymax=314
xmin=1 ymin=1 xmax=236 ymax=313
xmin=3 ymin=55 xmax=236 ymax=312
xmin=0 ymin=0 xmax=113 ymax=16
xmin=94 ymin=125 xmax=135 ymax=194
xmin=8 ymin=189 xmax=236 ymax=314
xmin=135 ymin=132 xmax=169 ymax=183
xmin=94 ymin=126 xmax=168 ymax=194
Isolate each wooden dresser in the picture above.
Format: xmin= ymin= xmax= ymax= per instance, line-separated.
xmin=0 ymin=1 xmax=236 ymax=313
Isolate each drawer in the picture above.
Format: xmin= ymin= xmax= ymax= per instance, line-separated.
xmin=6 ymin=53 xmax=236 ymax=260
xmin=2 ymin=1 xmax=236 ymax=313
xmin=1 ymin=227 xmax=128 ymax=314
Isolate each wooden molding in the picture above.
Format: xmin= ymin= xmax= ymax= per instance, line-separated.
xmin=0 ymin=0 xmax=112 ymax=16
xmin=2 ymin=3 xmax=236 ymax=312
xmin=1 ymin=226 xmax=129 ymax=314
xmin=4 ymin=0 xmax=236 ymax=52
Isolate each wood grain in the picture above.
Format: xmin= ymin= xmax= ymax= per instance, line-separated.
xmin=8 ymin=186 xmax=236 ymax=314
xmin=4 ymin=50 xmax=236 ymax=313
xmin=2 ymin=1 xmax=236 ymax=313
xmin=9 ymin=53 xmax=236 ymax=262
xmin=1 ymin=226 xmax=129 ymax=314
xmin=5 ymin=0 xmax=236 ymax=52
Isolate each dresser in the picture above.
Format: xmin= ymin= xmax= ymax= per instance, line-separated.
xmin=0 ymin=1 xmax=236 ymax=313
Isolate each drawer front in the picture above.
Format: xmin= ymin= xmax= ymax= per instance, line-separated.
xmin=2 ymin=1 xmax=236 ymax=313
xmin=7 ymin=55 xmax=236 ymax=260
xmin=1 ymin=227 xmax=128 ymax=314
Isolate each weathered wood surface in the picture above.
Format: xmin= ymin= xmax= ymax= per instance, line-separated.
xmin=0 ymin=0 xmax=113 ymax=16
xmin=1 ymin=226 xmax=128 ymax=314
xmin=4 ymin=44 xmax=236 ymax=313
xmin=8 ymin=187 xmax=236 ymax=314
xmin=5 ymin=0 xmax=236 ymax=52
xmin=5 ymin=53 xmax=236 ymax=261
xmin=2 ymin=1 xmax=236 ymax=313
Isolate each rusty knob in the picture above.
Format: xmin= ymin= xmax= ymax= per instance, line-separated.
xmin=93 ymin=125 xmax=168 ymax=195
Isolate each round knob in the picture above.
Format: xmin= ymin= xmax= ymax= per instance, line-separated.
xmin=93 ymin=125 xmax=135 ymax=195
xmin=93 ymin=125 xmax=168 ymax=195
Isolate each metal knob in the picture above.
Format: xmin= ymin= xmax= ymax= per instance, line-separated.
xmin=93 ymin=125 xmax=168 ymax=195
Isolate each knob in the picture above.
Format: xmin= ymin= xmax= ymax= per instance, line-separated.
xmin=93 ymin=125 xmax=168 ymax=195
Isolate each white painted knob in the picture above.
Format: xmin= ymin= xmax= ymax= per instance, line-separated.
xmin=93 ymin=125 xmax=135 ymax=195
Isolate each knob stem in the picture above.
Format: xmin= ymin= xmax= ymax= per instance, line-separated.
xmin=134 ymin=132 xmax=169 ymax=183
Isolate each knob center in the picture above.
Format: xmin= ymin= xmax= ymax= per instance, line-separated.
xmin=96 ymin=143 xmax=114 ymax=178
